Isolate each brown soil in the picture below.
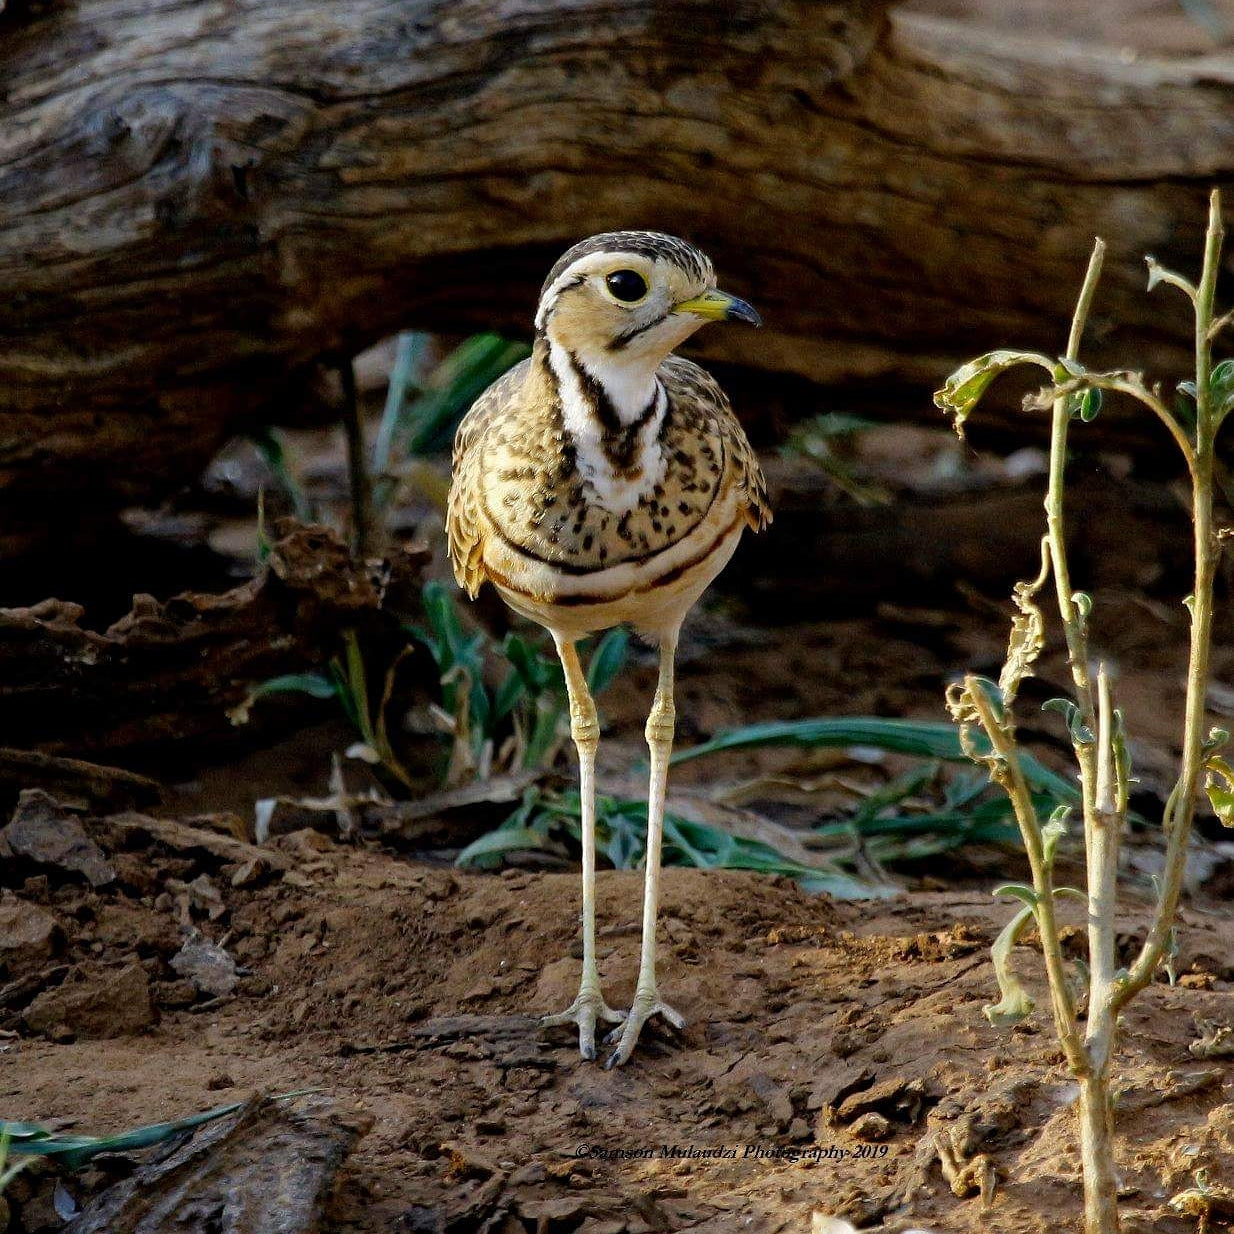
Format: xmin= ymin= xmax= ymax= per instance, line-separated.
xmin=5 ymin=423 xmax=1234 ymax=1233
xmin=3 ymin=825 xmax=1232 ymax=1234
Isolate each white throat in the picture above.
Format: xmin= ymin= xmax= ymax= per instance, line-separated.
xmin=546 ymin=339 xmax=668 ymax=514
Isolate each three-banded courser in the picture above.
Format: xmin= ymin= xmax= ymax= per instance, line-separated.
xmin=447 ymin=232 xmax=770 ymax=1067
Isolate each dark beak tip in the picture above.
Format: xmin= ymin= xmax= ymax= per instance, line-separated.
xmin=727 ymin=298 xmax=763 ymax=327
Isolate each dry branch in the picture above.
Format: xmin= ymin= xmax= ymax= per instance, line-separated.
xmin=0 ymin=521 xmax=395 ymax=753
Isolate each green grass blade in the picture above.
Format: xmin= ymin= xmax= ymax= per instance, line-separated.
xmin=457 ymin=825 xmax=551 ymax=866
xmin=373 ymin=330 xmax=432 ymax=474
xmin=2 ymin=1102 xmax=245 ymax=1170
xmin=246 ymin=672 xmax=337 ymax=703
xmin=672 ymin=717 xmax=1078 ymax=800
xmin=401 ymin=335 xmax=531 ymax=457
xmin=586 ymin=628 xmax=629 ymax=695
xmin=483 ymin=790 xmax=896 ymax=898
xmin=249 ymin=427 xmax=314 ymax=522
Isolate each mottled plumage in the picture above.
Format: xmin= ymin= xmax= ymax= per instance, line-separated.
xmin=446 ymin=231 xmax=770 ymax=1067
xmin=448 ymin=349 xmax=769 ymax=604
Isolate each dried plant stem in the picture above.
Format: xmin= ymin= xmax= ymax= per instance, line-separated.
xmin=967 ymin=682 xmax=1085 ymax=1071
xmin=939 ymin=190 xmax=1228 ymax=1234
xmin=340 ymin=356 xmax=375 ymax=560
xmin=1045 ymin=236 xmax=1104 ymax=824
xmin=1054 ymin=193 xmax=1224 ymax=1234
xmin=1044 ymin=239 xmax=1121 ymax=1233
xmin=1118 ymin=190 xmax=1224 ymax=1009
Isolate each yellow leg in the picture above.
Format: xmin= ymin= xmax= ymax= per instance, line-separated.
xmin=605 ymin=634 xmax=686 ymax=1068
xmin=540 ymin=635 xmax=625 ymax=1059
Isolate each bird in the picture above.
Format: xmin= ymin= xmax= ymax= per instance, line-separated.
xmin=446 ymin=231 xmax=770 ymax=1067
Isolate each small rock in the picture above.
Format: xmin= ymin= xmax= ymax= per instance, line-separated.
xmin=166 ymin=875 xmax=226 ymax=925
xmin=155 ymin=978 xmax=199 ymax=1008
xmin=519 ymin=1196 xmax=588 ymax=1222
xmin=835 ymin=1075 xmax=926 ymax=1125
xmin=398 ymin=1206 xmax=444 ymax=1234
xmin=229 ymin=857 xmax=269 ymax=887
xmin=21 ymin=875 xmax=50 ymax=902
xmin=3 ymin=790 xmax=115 ymax=887
xmin=24 ymin=962 xmax=155 ymax=1038
xmin=170 ymin=936 xmax=238 ymax=998
xmin=509 ymin=1162 xmax=546 ymax=1186
xmin=849 ymin=1111 xmax=892 ymax=1141
xmin=747 ymin=1071 xmax=795 ymax=1130
xmin=0 ymin=894 xmax=62 ymax=975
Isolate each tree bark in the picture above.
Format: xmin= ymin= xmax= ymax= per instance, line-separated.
xmin=1 ymin=0 xmax=1232 ymax=553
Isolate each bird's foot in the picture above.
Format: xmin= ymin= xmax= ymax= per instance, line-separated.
xmin=603 ymin=989 xmax=686 ymax=1069
xmin=541 ymin=985 xmax=626 ymax=1061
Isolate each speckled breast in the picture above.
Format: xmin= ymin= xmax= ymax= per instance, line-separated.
xmin=479 ymin=400 xmax=727 ymax=576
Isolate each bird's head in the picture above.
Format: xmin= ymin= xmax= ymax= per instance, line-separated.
xmin=534 ymin=231 xmax=760 ymax=375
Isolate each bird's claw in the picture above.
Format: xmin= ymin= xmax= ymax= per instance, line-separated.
xmin=603 ymin=992 xmax=686 ymax=1068
xmin=541 ymin=987 xmax=626 ymax=1061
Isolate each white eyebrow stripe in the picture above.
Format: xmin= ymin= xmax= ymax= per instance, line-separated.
xmin=534 ymin=263 xmax=590 ymax=331
xmin=534 ymin=250 xmax=655 ymax=332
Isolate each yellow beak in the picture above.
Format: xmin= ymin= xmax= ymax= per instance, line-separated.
xmin=674 ymin=288 xmax=762 ymax=326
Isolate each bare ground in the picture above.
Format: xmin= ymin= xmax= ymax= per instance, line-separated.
xmin=5 ymin=423 xmax=1234 ymax=1232
xmin=4 ymin=829 xmax=1234 ymax=1234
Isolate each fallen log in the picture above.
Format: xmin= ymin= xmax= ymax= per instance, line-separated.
xmin=0 ymin=521 xmax=398 ymax=755
xmin=64 ymin=1094 xmax=368 ymax=1234
xmin=2 ymin=0 xmax=1231 ymax=552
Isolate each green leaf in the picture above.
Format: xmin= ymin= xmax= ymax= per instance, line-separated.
xmin=520 ymin=697 xmax=565 ymax=770
xmin=1077 ymin=387 xmax=1103 ymax=422
xmin=1043 ymin=805 xmax=1070 ymax=867
xmin=586 ymin=628 xmax=629 ymax=695
xmin=1042 ymin=697 xmax=1094 ymax=745
xmin=848 ymin=762 xmax=938 ymax=826
xmin=460 ymin=788 xmax=897 ymax=898
xmin=384 ymin=334 xmax=531 ymax=461
xmin=502 ymin=633 xmax=559 ymax=697
xmin=983 ymin=902 xmax=1037 ymax=1027
xmin=993 ymin=882 xmax=1039 ymax=910
xmin=969 ymin=676 xmax=1006 ymax=721
xmin=1210 ymin=359 xmax=1234 ymax=420
xmin=422 ymin=580 xmax=468 ymax=664
xmin=372 ymin=330 xmax=432 ymax=474
xmin=933 ymin=350 xmax=1055 ymax=436
xmin=1206 ymin=755 xmax=1234 ymax=827
xmin=1054 ymin=886 xmax=1088 ymax=904
xmin=249 ymin=427 xmax=314 ymax=522
xmin=492 ymin=669 xmax=527 ymax=722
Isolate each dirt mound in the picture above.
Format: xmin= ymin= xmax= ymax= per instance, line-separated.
xmin=3 ymin=799 xmax=1230 ymax=1233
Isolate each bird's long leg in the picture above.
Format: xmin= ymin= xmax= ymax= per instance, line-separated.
xmin=606 ymin=631 xmax=686 ymax=1068
xmin=540 ymin=635 xmax=625 ymax=1059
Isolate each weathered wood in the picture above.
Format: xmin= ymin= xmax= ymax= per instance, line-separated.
xmin=1 ymin=0 xmax=1232 ymax=552
xmin=0 ymin=521 xmax=397 ymax=754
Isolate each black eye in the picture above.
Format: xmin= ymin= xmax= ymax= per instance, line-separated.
xmin=605 ymin=269 xmax=648 ymax=303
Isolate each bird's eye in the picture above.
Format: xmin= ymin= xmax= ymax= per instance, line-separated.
xmin=605 ymin=269 xmax=648 ymax=303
